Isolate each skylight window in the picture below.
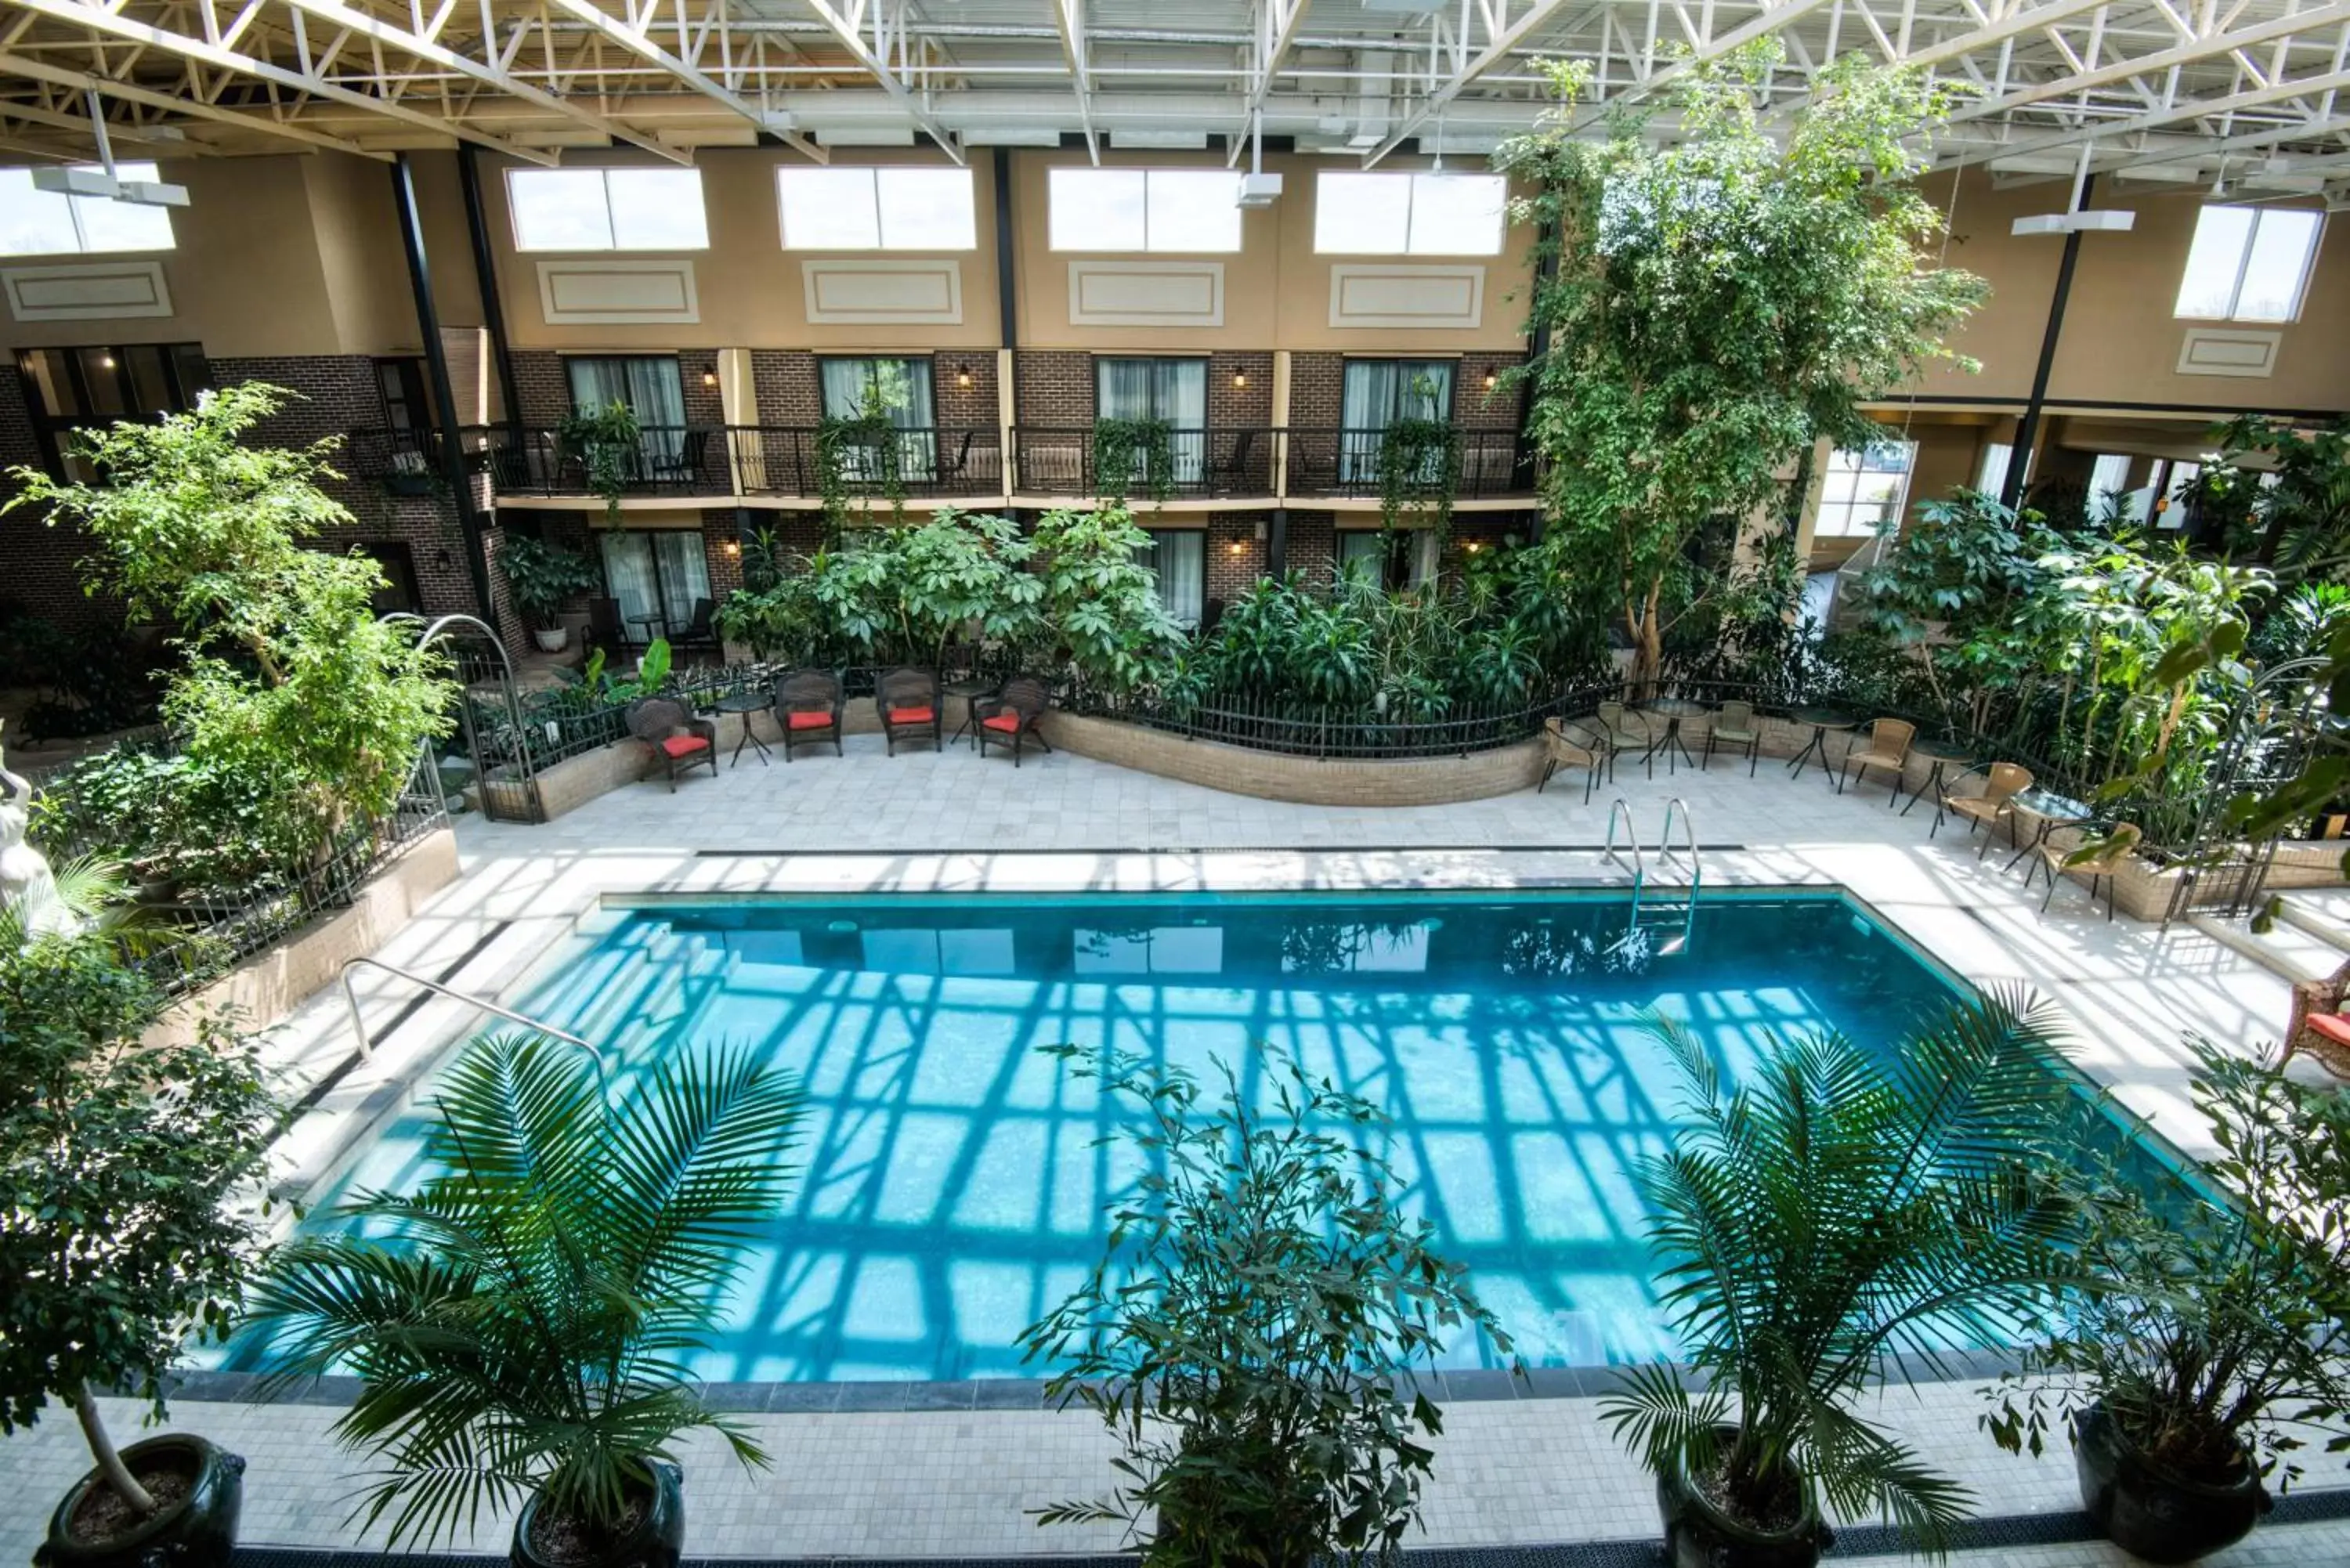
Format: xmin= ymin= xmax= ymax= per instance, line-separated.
xmin=507 ymin=168 xmax=708 ymax=252
xmin=0 ymin=163 xmax=175 ymax=255
xmin=1313 ymin=172 xmax=1506 ymax=255
xmin=1049 ymin=168 xmax=1242 ymax=253
xmin=2174 ymin=204 xmax=2323 ymax=322
xmin=776 ymin=167 xmax=974 ymax=250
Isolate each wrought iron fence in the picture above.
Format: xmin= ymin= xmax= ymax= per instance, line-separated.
xmin=1010 ymin=425 xmax=1277 ymax=498
xmin=1063 ymin=674 xmax=1625 ymax=761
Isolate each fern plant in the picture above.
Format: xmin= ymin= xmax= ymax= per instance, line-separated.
xmin=240 ymin=1032 xmax=805 ymax=1552
xmin=1602 ymin=986 xmax=2083 ymax=1559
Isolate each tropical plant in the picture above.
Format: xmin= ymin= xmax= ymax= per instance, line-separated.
xmin=239 ymin=1031 xmax=807 ymax=1551
xmin=1020 ymin=1043 xmax=1511 ymax=1568
xmin=1504 ymin=45 xmax=1987 ymax=686
xmin=815 ymin=364 xmax=911 ymax=533
xmin=1029 ymin=504 xmax=1181 ymax=695
xmin=557 ymin=400 xmax=642 ymax=529
xmin=1376 ymin=379 xmax=1460 ymax=537
xmin=0 ymin=863 xmax=279 ymax=1520
xmin=1983 ymin=1042 xmax=2350 ymax=1493
xmin=1092 ymin=416 xmax=1177 ymax=504
xmin=791 ymin=510 xmax=1042 ymax=669
xmin=2214 ymin=414 xmax=2350 ymax=574
xmin=1601 ymin=986 xmax=2082 ymax=1556
xmin=499 ymin=533 xmax=601 ymax=632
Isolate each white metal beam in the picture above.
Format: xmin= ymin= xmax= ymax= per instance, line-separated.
xmin=1547 ymin=0 xmax=1842 ymax=139
xmin=2098 ymin=112 xmax=2350 ymax=173
xmin=1365 ymin=0 xmax=1584 ymax=168
xmin=543 ymin=0 xmax=826 ymax=161
xmin=0 ymin=46 xmax=392 ymax=158
xmin=277 ymin=0 xmax=692 ymax=163
xmin=1947 ymin=66 xmax=2350 ymax=168
xmin=1764 ymin=0 xmax=2119 ymax=123
xmin=1944 ymin=4 xmax=2350 ymax=127
xmin=1053 ymin=0 xmax=1096 ymax=164
xmin=1234 ymin=0 xmax=1311 ymax=134
xmin=0 ymin=96 xmax=193 ymax=148
xmin=790 ymin=0 xmax=964 ymax=163
xmin=10 ymin=0 xmax=558 ymax=162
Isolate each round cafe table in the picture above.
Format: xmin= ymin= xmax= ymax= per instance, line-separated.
xmin=2002 ymin=786 xmax=2102 ymax=872
xmin=708 ymin=690 xmax=773 ymax=768
xmin=1636 ymin=697 xmax=1711 ymax=777
xmin=1900 ymin=735 xmax=1978 ymax=818
xmin=1785 ymin=705 xmax=1860 ymax=785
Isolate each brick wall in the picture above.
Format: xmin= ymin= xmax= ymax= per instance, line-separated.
xmin=1288 ymin=353 xmax=1345 ymax=430
xmin=0 ymin=364 xmax=117 ymax=631
xmin=757 ymin=351 xmax=996 ymax=432
xmin=1205 ymin=513 xmax=1267 ymax=609
xmin=1208 ymin=352 xmax=1274 ymax=428
xmin=1014 ymin=350 xmax=1090 ymax=430
xmin=1284 ymin=509 xmax=1336 ymax=586
xmin=751 ymin=351 xmax=819 ymax=425
xmin=1286 ymin=352 xmax=1524 ymax=429
xmin=511 ymin=350 xmax=570 ymax=426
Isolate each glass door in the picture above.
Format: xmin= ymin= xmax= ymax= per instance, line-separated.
xmin=1338 ymin=359 xmax=1455 ymax=485
xmin=1097 ymin=358 xmax=1208 ymax=484
xmin=819 ymin=357 xmax=938 ymax=483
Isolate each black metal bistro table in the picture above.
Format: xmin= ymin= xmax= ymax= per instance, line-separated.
xmin=709 ymin=690 xmax=773 ymax=768
xmin=1785 ymin=705 xmax=1861 ymax=785
xmin=1637 ymin=697 xmax=1712 ymax=777
xmin=2003 ymin=786 xmax=2102 ymax=872
xmin=627 ymin=612 xmax=671 ymax=647
xmin=1901 ymin=735 xmax=1978 ymax=818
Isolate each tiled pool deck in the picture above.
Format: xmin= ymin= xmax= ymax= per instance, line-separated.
xmin=6 ymin=740 xmax=2345 ymax=1565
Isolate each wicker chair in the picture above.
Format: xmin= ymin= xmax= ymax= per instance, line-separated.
xmin=1538 ymin=717 xmax=1605 ymax=804
xmin=1702 ymin=699 xmax=1761 ymax=776
xmin=772 ymin=669 xmax=844 ymax=761
xmin=879 ymin=666 xmax=942 ymax=756
xmin=2024 ymin=821 xmax=2142 ymax=920
xmin=1839 ymin=717 xmax=1916 ymax=800
xmin=625 ymin=696 xmax=717 ymax=792
xmin=2283 ymin=955 xmax=2350 ymax=1078
xmin=1933 ymin=762 xmax=2035 ymax=857
xmin=1593 ymin=701 xmax=1651 ymax=781
xmin=974 ymin=675 xmax=1054 ymax=767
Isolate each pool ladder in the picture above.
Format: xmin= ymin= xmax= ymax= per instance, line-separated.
xmin=1604 ymin=797 xmax=1701 ymax=957
xmin=340 ymin=956 xmax=612 ymax=1096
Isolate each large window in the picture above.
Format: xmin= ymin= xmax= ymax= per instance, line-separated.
xmin=16 ymin=342 xmax=210 ymax=479
xmin=1097 ymin=357 xmax=1207 ymax=486
xmin=1339 ymin=529 xmax=1436 ymax=591
xmin=1338 ymin=359 xmax=1454 ymax=484
xmin=2174 ymin=204 xmax=2323 ymax=321
xmin=1048 ymin=168 xmax=1242 ymax=253
xmin=1814 ymin=441 xmax=1917 ymax=539
xmin=598 ymin=530 xmax=712 ymax=641
xmin=508 ymin=168 xmax=707 ymax=251
xmin=1313 ymin=172 xmax=1507 ymax=256
xmin=820 ymin=356 xmax=938 ymax=482
xmin=777 ymin=167 xmax=974 ymax=250
xmin=1133 ymin=529 xmax=1206 ymax=627
xmin=0 ymin=164 xmax=176 ymax=255
xmin=567 ymin=355 xmax=689 ymax=476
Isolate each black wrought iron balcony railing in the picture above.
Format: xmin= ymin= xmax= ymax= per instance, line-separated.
xmin=1012 ymin=426 xmax=1278 ymax=499
xmin=482 ymin=425 xmax=730 ymax=497
xmin=1283 ymin=426 xmax=1536 ymax=500
xmin=725 ymin=425 xmax=1003 ymax=498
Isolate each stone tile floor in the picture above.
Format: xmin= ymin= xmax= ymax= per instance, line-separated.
xmin=5 ymin=735 xmax=2345 ymax=1564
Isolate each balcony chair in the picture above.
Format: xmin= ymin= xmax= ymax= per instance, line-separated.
xmin=1593 ymin=702 xmax=1652 ymax=781
xmin=974 ymin=675 xmax=1054 ymax=767
xmin=1213 ymin=430 xmax=1257 ymax=493
xmin=1932 ymin=763 xmax=2035 ymax=856
xmin=625 ymin=697 xmax=717 ymax=793
xmin=2023 ymin=822 xmax=2142 ymax=920
xmin=2282 ymin=955 xmax=2350 ymax=1079
xmin=587 ymin=595 xmax=627 ymax=655
xmin=648 ymin=428 xmax=713 ymax=488
xmin=880 ymin=667 xmax=943 ymax=756
xmin=1538 ymin=717 xmax=1606 ymax=804
xmin=773 ymin=669 xmax=844 ymax=761
xmin=1839 ymin=717 xmax=1916 ymax=800
xmin=935 ymin=429 xmax=978 ymax=488
xmin=669 ymin=597 xmax=720 ymax=659
xmin=1702 ymin=699 xmax=1762 ymax=776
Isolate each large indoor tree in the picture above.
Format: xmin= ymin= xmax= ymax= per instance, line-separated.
xmin=1503 ymin=44 xmax=1988 ymax=685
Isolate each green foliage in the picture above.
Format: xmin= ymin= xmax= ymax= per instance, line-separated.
xmin=557 ymin=400 xmax=642 ymax=529
xmin=498 ymin=533 xmax=600 ymax=630
xmin=1602 ymin=988 xmax=2082 ymax=1556
xmin=0 ymin=611 xmax=160 ymax=742
xmin=1092 ymin=417 xmax=1177 ymax=503
xmin=815 ymin=367 xmax=911 ymax=533
xmin=0 ymin=920 xmax=278 ymax=1442
xmin=241 ymin=1032 xmax=807 ymax=1550
xmin=1020 ymin=1044 xmax=1509 ymax=1568
xmin=2216 ymin=414 xmax=2350 ymax=573
xmin=1029 ymin=505 xmax=1181 ymax=695
xmin=1505 ymin=44 xmax=1986 ymax=682
xmin=733 ymin=511 xmax=1043 ymax=670
xmin=1985 ymin=1043 xmax=2350 ymax=1490
xmin=1377 ymin=378 xmax=1461 ymax=537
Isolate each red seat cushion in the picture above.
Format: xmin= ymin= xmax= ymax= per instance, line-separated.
xmin=2308 ymin=1013 xmax=2350 ymax=1047
xmin=980 ymin=713 xmax=1022 ymax=734
xmin=786 ymin=710 xmax=835 ymax=731
xmin=887 ymin=706 xmax=936 ymax=725
xmin=659 ymin=735 xmax=709 ymax=758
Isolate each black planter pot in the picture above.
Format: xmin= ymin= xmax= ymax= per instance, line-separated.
xmin=511 ymin=1461 xmax=685 ymax=1568
xmin=36 ymin=1434 xmax=245 ymax=1568
xmin=1654 ymin=1429 xmax=1828 ymax=1568
xmin=2075 ymin=1402 xmax=2271 ymax=1565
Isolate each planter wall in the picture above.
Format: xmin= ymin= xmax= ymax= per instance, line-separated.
xmin=1038 ymin=711 xmax=1547 ymax=807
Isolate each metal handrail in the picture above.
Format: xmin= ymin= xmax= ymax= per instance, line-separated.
xmin=1605 ymin=797 xmax=1645 ymax=893
xmin=1659 ymin=797 xmax=1701 ymax=953
xmin=339 ymin=956 xmax=608 ymax=1096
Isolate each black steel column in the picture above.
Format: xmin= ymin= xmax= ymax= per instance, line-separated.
xmin=392 ymin=152 xmax=495 ymax=623
xmin=2003 ymin=175 xmax=2092 ymax=511
xmin=993 ymin=146 xmax=1018 ymax=348
xmin=1267 ymin=508 xmax=1288 ymax=578
xmin=457 ymin=147 xmax=525 ymax=443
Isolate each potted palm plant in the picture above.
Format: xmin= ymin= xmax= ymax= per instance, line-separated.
xmin=1020 ymin=1043 xmax=1513 ymax=1567
xmin=1983 ymin=1042 xmax=2350 ymax=1564
xmin=240 ymin=1031 xmax=805 ymax=1566
xmin=501 ymin=533 xmax=601 ymax=653
xmin=1603 ymin=986 xmax=2083 ymax=1568
xmin=2 ymin=861 xmax=280 ymax=1568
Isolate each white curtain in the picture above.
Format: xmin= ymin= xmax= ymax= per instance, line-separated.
xmin=598 ymin=531 xmax=710 ymax=639
xmin=653 ymin=532 xmax=710 ymax=629
xmin=1339 ymin=359 xmax=1455 ymax=482
xmin=1337 ymin=530 xmax=1430 ymax=591
xmin=819 ymin=358 xmax=937 ymax=480
xmin=1097 ymin=359 xmax=1207 ymax=482
xmin=1133 ymin=529 xmax=1205 ymax=626
xmin=568 ymin=357 xmax=688 ymax=474
xmin=599 ymin=533 xmax=658 ymax=635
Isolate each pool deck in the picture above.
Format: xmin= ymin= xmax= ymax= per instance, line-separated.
xmin=7 ymin=740 xmax=2345 ymax=1566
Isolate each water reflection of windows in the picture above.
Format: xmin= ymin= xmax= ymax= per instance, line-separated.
xmin=1072 ymin=926 xmax=1224 ymax=974
xmin=1278 ymin=922 xmax=1432 ymax=974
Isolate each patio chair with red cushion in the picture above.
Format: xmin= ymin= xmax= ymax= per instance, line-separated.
xmin=2283 ymin=953 xmax=2350 ymax=1079
xmin=974 ymin=675 xmax=1054 ymax=768
xmin=772 ymin=669 xmax=844 ymax=761
xmin=880 ymin=666 xmax=942 ymax=756
xmin=625 ymin=696 xmax=717 ymax=792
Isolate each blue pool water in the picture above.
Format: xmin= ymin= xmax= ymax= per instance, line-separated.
xmin=263 ymin=890 xmax=2162 ymax=1383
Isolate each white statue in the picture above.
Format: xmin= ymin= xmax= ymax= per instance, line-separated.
xmin=0 ymin=735 xmax=75 ymax=940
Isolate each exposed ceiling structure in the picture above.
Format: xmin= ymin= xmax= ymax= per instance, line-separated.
xmin=0 ymin=0 xmax=2345 ymax=200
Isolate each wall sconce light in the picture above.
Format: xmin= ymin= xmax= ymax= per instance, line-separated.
xmin=1232 ymin=371 xmax=1248 ymax=388
xmin=701 ymin=370 xmax=718 ymax=388
xmin=433 ymin=548 xmax=452 ymax=568
xmin=723 ymin=539 xmax=741 ymax=558
xmin=99 ymin=353 xmax=115 ymax=370
xmin=1482 ymin=371 xmax=1497 ymax=391
xmin=1227 ymin=540 xmax=1246 ymax=555
xmin=1464 ymin=540 xmax=1483 ymax=555
xmin=956 ymin=363 xmax=974 ymax=388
